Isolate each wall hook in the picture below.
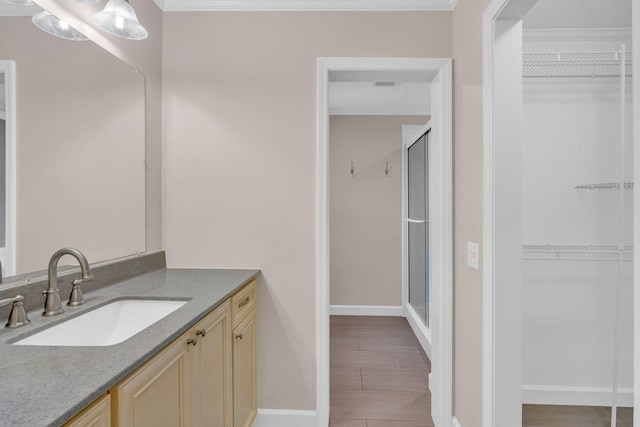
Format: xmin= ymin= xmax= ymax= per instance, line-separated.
xmin=385 ymin=161 xmax=389 ymax=176
xmin=350 ymin=161 xmax=355 ymax=177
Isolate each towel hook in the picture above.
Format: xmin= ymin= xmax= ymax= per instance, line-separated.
xmin=350 ymin=161 xmax=355 ymax=177
xmin=385 ymin=161 xmax=389 ymax=176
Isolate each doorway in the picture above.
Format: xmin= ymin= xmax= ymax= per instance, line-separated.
xmin=316 ymin=57 xmax=452 ymax=427
xmin=483 ymin=1 xmax=636 ymax=426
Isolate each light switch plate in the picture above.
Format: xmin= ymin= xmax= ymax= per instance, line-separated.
xmin=467 ymin=242 xmax=479 ymax=271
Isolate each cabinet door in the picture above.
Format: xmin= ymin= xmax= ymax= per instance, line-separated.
xmin=63 ymin=394 xmax=110 ymax=427
xmin=194 ymin=301 xmax=233 ymax=427
xmin=233 ymin=308 xmax=257 ymax=427
xmin=112 ymin=332 xmax=193 ymax=427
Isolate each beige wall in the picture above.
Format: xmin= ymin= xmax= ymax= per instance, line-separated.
xmin=330 ymin=115 xmax=427 ymax=307
xmin=0 ymin=16 xmax=146 ymax=275
xmin=162 ymin=12 xmax=452 ymax=410
xmin=452 ymin=0 xmax=491 ymax=425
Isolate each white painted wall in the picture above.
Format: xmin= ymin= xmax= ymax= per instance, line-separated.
xmin=521 ymin=77 xmax=634 ymax=406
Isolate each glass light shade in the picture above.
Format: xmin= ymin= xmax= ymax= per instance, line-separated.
xmin=2 ymin=0 xmax=35 ymax=5
xmin=92 ymin=0 xmax=148 ymax=41
xmin=32 ymin=10 xmax=89 ymax=41
xmin=75 ymin=0 xmax=102 ymax=3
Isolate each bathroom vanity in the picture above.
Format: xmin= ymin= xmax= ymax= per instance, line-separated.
xmin=0 ymin=252 xmax=258 ymax=427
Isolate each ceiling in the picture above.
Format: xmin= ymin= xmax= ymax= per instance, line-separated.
xmin=524 ymin=0 xmax=631 ymax=29
xmin=330 ymin=82 xmax=430 ymax=116
xmin=329 ymin=69 xmax=432 ymax=116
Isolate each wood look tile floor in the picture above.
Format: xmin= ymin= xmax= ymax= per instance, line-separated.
xmin=523 ymin=404 xmax=634 ymax=427
xmin=330 ymin=316 xmax=434 ymax=427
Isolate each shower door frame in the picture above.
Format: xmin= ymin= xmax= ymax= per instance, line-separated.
xmin=402 ymin=122 xmax=434 ymax=358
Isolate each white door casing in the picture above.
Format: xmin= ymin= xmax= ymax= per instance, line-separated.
xmin=316 ymin=57 xmax=452 ymax=427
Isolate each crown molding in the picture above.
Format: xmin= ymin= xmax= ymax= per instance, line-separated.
xmin=523 ymin=28 xmax=632 ymax=42
xmin=0 ymin=4 xmax=40 ymax=17
xmin=154 ymin=0 xmax=456 ymax=12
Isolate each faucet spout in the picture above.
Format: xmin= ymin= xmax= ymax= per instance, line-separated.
xmin=44 ymin=248 xmax=93 ymax=316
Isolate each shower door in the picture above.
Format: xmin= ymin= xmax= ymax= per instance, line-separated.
xmin=407 ymin=131 xmax=430 ymax=327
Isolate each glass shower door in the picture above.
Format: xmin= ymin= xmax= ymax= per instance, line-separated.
xmin=407 ymin=132 xmax=429 ymax=327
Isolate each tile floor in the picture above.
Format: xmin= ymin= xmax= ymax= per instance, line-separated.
xmin=522 ymin=404 xmax=634 ymax=427
xmin=330 ymin=315 xmax=434 ymax=427
xmin=329 ymin=315 xmax=634 ymax=427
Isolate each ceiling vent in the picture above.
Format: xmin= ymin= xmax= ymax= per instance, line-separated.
xmin=373 ymin=81 xmax=398 ymax=87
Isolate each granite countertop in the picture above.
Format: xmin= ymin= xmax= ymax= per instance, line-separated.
xmin=0 ymin=267 xmax=259 ymax=427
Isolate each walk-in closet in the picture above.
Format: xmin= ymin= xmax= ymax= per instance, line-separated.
xmin=521 ymin=0 xmax=633 ymax=425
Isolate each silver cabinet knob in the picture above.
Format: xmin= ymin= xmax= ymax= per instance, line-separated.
xmin=187 ymin=337 xmax=198 ymax=346
xmin=196 ymin=329 xmax=206 ymax=338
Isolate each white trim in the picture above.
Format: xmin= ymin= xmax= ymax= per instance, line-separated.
xmin=482 ymin=2 xmax=510 ymax=427
xmin=329 ymin=305 xmax=404 ymax=317
xmin=253 ymin=409 xmax=317 ymax=427
xmin=523 ymin=28 xmax=632 ymax=43
xmin=329 ymin=108 xmax=431 ymax=116
xmin=0 ymin=4 xmax=40 ymax=17
xmin=522 ymin=385 xmax=634 ymax=408
xmin=317 ymin=57 xmax=453 ymax=427
xmin=155 ymin=0 xmax=455 ymax=11
xmin=0 ymin=61 xmax=16 ymax=278
xmin=452 ymin=416 xmax=462 ymax=427
xmin=449 ymin=0 xmax=459 ymax=10
xmin=405 ymin=302 xmax=432 ymax=359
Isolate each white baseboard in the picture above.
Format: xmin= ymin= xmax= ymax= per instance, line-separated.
xmin=452 ymin=416 xmax=462 ymax=427
xmin=329 ymin=305 xmax=404 ymax=316
xmin=404 ymin=303 xmax=432 ymax=359
xmin=522 ymin=385 xmax=634 ymax=407
xmin=253 ymin=409 xmax=317 ymax=427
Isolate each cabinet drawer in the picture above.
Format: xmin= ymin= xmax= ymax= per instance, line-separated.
xmin=232 ymin=280 xmax=256 ymax=327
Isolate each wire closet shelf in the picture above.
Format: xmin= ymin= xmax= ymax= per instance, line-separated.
xmin=523 ymin=51 xmax=633 ymax=79
xmin=523 ymin=244 xmax=634 ymax=262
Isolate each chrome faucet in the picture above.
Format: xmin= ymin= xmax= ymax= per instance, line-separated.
xmin=43 ymin=248 xmax=93 ymax=316
xmin=0 ymin=295 xmax=30 ymax=328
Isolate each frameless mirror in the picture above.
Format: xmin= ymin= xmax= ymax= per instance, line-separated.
xmin=0 ymin=8 xmax=145 ymax=283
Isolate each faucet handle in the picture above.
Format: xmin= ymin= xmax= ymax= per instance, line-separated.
xmin=0 ymin=295 xmax=31 ymax=328
xmin=68 ymin=283 xmax=85 ymax=306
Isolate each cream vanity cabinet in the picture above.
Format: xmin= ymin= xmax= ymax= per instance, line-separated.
xmin=231 ymin=281 xmax=257 ymax=427
xmin=64 ymin=394 xmax=111 ymax=427
xmin=108 ymin=279 xmax=256 ymax=427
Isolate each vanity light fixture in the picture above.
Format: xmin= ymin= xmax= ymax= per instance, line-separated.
xmin=32 ymin=10 xmax=89 ymax=41
xmin=92 ymin=0 xmax=148 ymax=41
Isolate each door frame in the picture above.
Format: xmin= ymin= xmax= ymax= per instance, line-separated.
xmin=316 ymin=57 xmax=453 ymax=427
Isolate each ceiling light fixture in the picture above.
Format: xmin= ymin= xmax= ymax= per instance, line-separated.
xmin=92 ymin=0 xmax=148 ymax=41
xmin=32 ymin=10 xmax=89 ymax=41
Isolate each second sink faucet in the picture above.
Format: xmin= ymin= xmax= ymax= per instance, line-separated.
xmin=43 ymin=248 xmax=93 ymax=316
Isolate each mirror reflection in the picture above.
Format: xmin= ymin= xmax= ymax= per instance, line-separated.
xmin=0 ymin=11 xmax=145 ymax=282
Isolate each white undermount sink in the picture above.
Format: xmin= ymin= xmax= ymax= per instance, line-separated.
xmin=13 ymin=299 xmax=187 ymax=347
